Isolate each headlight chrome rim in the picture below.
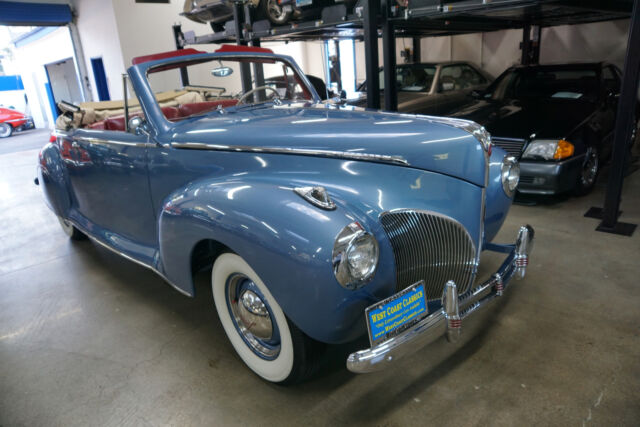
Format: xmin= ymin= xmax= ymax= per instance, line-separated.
xmin=332 ymin=222 xmax=379 ymax=290
xmin=501 ymin=155 xmax=520 ymax=197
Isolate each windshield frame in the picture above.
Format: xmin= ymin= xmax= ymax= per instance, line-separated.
xmin=130 ymin=52 xmax=321 ymax=133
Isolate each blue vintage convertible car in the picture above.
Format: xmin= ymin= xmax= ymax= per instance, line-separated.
xmin=37 ymin=45 xmax=533 ymax=384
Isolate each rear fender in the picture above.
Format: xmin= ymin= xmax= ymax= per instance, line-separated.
xmin=37 ymin=142 xmax=71 ymax=217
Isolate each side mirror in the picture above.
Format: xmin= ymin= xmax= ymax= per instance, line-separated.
xmin=340 ymin=90 xmax=347 ymax=100
xmin=128 ymin=116 xmax=147 ymax=135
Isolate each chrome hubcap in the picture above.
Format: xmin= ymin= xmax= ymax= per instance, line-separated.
xmin=0 ymin=124 xmax=10 ymax=137
xmin=581 ymin=146 xmax=598 ymax=186
xmin=226 ymin=274 xmax=280 ymax=359
xmin=267 ymin=0 xmax=285 ymax=20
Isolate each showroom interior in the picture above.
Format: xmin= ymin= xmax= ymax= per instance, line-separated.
xmin=1 ymin=0 xmax=639 ymax=425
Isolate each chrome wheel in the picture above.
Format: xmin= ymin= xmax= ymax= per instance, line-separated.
xmin=0 ymin=123 xmax=12 ymax=138
xmin=226 ymin=273 xmax=280 ymax=360
xmin=580 ymin=146 xmax=599 ymax=187
xmin=265 ymin=0 xmax=289 ymax=24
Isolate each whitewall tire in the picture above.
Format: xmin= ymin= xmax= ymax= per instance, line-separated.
xmin=212 ymin=253 xmax=297 ymax=383
xmin=57 ymin=216 xmax=86 ymax=240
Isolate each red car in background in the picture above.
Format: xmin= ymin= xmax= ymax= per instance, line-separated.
xmin=0 ymin=106 xmax=35 ymax=138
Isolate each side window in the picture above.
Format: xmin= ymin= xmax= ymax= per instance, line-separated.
xmin=602 ymin=66 xmax=621 ymax=95
xmin=440 ymin=65 xmax=486 ymax=92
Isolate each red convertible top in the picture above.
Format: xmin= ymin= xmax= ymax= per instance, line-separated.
xmin=132 ymin=45 xmax=275 ymax=66
xmin=215 ymin=45 xmax=274 ymax=54
xmin=132 ymin=48 xmax=206 ymax=65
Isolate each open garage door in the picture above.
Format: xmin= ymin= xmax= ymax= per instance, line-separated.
xmin=0 ymin=1 xmax=72 ymax=27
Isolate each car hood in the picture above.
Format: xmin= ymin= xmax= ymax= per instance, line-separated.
xmin=167 ymin=103 xmax=488 ymax=187
xmin=449 ymin=98 xmax=596 ymax=140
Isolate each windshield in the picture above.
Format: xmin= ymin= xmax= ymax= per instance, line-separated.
xmin=147 ymin=56 xmax=314 ymax=121
xmin=360 ymin=64 xmax=436 ymax=92
xmin=485 ymin=67 xmax=599 ymax=101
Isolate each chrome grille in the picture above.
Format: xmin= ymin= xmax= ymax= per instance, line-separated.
xmin=492 ymin=138 xmax=526 ymax=159
xmin=380 ymin=210 xmax=477 ymax=300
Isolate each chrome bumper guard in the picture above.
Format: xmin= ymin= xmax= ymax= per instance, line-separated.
xmin=346 ymin=225 xmax=534 ymax=374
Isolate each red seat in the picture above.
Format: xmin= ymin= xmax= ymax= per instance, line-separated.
xmin=161 ymin=106 xmax=180 ymax=120
xmin=89 ymin=121 xmax=106 ymax=130
xmin=178 ymin=100 xmax=238 ymax=118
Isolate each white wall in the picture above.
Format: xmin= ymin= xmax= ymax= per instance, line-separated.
xmin=11 ymin=27 xmax=78 ymax=128
xmin=540 ymin=19 xmax=630 ymax=68
xmin=72 ymin=0 xmax=127 ymax=100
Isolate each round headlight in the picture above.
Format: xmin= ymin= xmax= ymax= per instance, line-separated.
xmin=333 ymin=222 xmax=379 ymax=289
xmin=501 ymin=155 xmax=520 ymax=197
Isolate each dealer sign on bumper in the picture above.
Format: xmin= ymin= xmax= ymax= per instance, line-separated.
xmin=366 ymin=281 xmax=428 ymax=346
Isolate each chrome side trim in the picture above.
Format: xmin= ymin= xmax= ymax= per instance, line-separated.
xmin=64 ymin=218 xmax=192 ymax=297
xmin=171 ymin=142 xmax=409 ymax=166
xmin=75 ymin=136 xmax=149 ymax=148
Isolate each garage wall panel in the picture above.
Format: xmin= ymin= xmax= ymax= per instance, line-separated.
xmin=540 ymin=19 xmax=630 ymax=69
xmin=481 ymin=29 xmax=522 ymax=77
xmin=72 ymin=0 xmax=127 ymax=100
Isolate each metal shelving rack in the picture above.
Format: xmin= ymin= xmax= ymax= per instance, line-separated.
xmin=174 ymin=0 xmax=638 ymax=235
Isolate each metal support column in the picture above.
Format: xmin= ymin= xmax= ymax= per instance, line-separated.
xmin=363 ymin=0 xmax=380 ymax=109
xmin=172 ymin=24 xmax=190 ymax=87
xmin=593 ymin=0 xmax=640 ymax=236
xmin=381 ymin=0 xmax=397 ymax=111
xmin=412 ymin=37 xmax=421 ymax=63
xmin=521 ymin=23 xmax=531 ymax=65
xmin=233 ymin=2 xmax=252 ymax=94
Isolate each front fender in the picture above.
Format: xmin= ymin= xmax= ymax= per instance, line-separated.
xmin=484 ymin=146 xmax=513 ymax=243
xmin=157 ymin=177 xmax=397 ymax=344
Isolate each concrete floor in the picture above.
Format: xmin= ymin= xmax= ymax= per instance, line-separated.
xmin=1 ymin=130 xmax=639 ymax=426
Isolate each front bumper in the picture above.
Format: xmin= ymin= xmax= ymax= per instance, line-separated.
xmin=517 ymin=155 xmax=584 ymax=195
xmin=346 ymin=225 xmax=534 ymax=374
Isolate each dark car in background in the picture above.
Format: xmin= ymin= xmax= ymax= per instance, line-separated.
xmin=449 ymin=62 xmax=638 ymax=196
xmin=348 ymin=61 xmax=492 ymax=116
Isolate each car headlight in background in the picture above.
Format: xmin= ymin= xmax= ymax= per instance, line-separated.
xmin=501 ymin=155 xmax=520 ymax=197
xmin=522 ymin=139 xmax=574 ymax=160
xmin=332 ymin=221 xmax=379 ymax=289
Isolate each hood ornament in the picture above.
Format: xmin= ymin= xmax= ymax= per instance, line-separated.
xmin=294 ymin=186 xmax=336 ymax=210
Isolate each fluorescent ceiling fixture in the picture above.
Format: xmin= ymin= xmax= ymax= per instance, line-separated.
xmin=421 ymin=134 xmax=472 ymax=144
xmin=187 ymin=129 xmax=227 ymax=134
xmin=374 ymin=120 xmax=413 ymax=125
xmin=291 ymin=118 xmax=328 ymax=124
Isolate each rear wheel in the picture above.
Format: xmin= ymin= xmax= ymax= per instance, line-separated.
xmin=260 ymin=0 xmax=292 ymax=25
xmin=0 ymin=123 xmax=13 ymax=138
xmin=57 ymin=216 xmax=87 ymax=240
xmin=211 ymin=253 xmax=322 ymax=384
xmin=573 ymin=145 xmax=599 ymax=196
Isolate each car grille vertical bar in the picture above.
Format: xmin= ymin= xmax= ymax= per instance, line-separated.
xmin=491 ymin=137 xmax=526 ymax=159
xmin=380 ymin=210 xmax=477 ymax=300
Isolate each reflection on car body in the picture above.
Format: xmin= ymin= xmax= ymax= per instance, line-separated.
xmin=37 ymin=45 xmax=533 ymax=384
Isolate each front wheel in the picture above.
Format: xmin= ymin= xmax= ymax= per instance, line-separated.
xmin=211 ymin=253 xmax=322 ymax=384
xmin=0 ymin=123 xmax=13 ymax=138
xmin=573 ymin=145 xmax=599 ymax=196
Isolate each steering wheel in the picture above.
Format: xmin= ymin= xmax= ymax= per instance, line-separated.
xmin=237 ymin=86 xmax=281 ymax=105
